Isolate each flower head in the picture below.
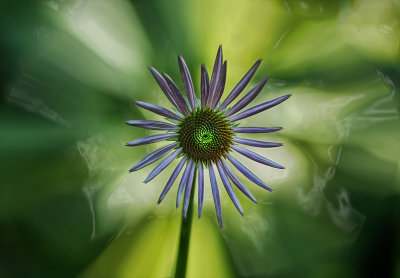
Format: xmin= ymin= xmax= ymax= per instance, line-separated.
xmin=126 ymin=46 xmax=290 ymax=227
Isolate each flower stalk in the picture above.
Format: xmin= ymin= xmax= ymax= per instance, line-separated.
xmin=175 ymin=165 xmax=197 ymax=278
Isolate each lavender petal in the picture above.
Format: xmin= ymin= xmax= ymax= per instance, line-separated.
xmin=232 ymin=144 xmax=284 ymax=169
xmin=198 ymin=163 xmax=204 ymax=218
xmin=158 ymin=156 xmax=187 ymax=204
xmin=229 ymin=94 xmax=291 ymax=122
xmin=207 ymin=45 xmax=223 ymax=108
xmin=130 ymin=142 xmax=178 ymax=172
xmin=148 ymin=66 xmax=180 ymax=109
xmin=162 ymin=73 xmax=191 ymax=116
xmin=226 ymin=153 xmax=273 ymax=192
xmin=183 ymin=160 xmax=196 ymax=218
xmin=126 ymin=133 xmax=178 ymax=147
xmin=144 ymin=148 xmax=182 ymax=183
xmin=219 ymin=59 xmax=262 ymax=111
xmin=220 ymin=159 xmax=257 ymax=203
xmin=233 ymin=127 xmax=282 ymax=133
xmin=177 ymin=159 xmax=193 ymax=207
xmin=200 ymin=64 xmax=210 ymax=109
xmin=225 ymin=77 xmax=269 ymax=117
xmin=135 ymin=101 xmax=183 ymax=121
xmin=216 ymin=161 xmax=244 ymax=215
xmin=233 ymin=137 xmax=283 ymax=148
xmin=209 ymin=164 xmax=223 ymax=228
xmin=211 ymin=60 xmax=227 ymax=109
xmin=125 ymin=120 xmax=178 ymax=131
xmin=178 ymin=55 xmax=196 ymax=111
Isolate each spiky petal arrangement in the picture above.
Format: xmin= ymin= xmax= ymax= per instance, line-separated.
xmin=126 ymin=46 xmax=291 ymax=227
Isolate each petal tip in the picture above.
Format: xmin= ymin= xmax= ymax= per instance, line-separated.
xmin=148 ymin=66 xmax=158 ymax=76
xmin=129 ymin=163 xmax=140 ymax=171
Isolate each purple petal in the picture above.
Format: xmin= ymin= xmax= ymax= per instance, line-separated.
xmin=209 ymin=164 xmax=223 ymax=228
xmin=126 ymin=133 xmax=178 ymax=147
xmin=125 ymin=120 xmax=178 ymax=131
xmin=225 ymin=77 xmax=269 ymax=117
xmin=130 ymin=142 xmax=178 ymax=172
xmin=162 ymin=73 xmax=191 ymax=116
xmin=216 ymin=161 xmax=244 ymax=215
xmin=226 ymin=153 xmax=273 ymax=192
xmin=231 ymin=144 xmax=284 ymax=169
xmin=158 ymin=156 xmax=187 ymax=204
xmin=144 ymin=148 xmax=182 ymax=183
xmin=198 ymin=163 xmax=204 ymax=218
xmin=229 ymin=94 xmax=291 ymax=122
xmin=135 ymin=101 xmax=182 ymax=121
xmin=200 ymin=64 xmax=210 ymax=109
xmin=183 ymin=160 xmax=196 ymax=218
xmin=207 ymin=46 xmax=223 ymax=108
xmin=178 ymin=55 xmax=196 ymax=111
xmin=211 ymin=60 xmax=227 ymax=109
xmin=177 ymin=159 xmax=194 ymax=207
xmin=219 ymin=59 xmax=262 ymax=111
xmin=233 ymin=127 xmax=282 ymax=133
xmin=233 ymin=137 xmax=283 ymax=148
xmin=148 ymin=66 xmax=180 ymax=109
xmin=220 ymin=159 xmax=257 ymax=203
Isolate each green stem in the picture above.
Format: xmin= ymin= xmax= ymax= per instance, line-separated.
xmin=175 ymin=165 xmax=197 ymax=278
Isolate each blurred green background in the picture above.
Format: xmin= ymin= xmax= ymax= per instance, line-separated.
xmin=1 ymin=0 xmax=399 ymax=277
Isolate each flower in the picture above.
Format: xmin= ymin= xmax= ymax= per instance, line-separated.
xmin=126 ymin=46 xmax=290 ymax=227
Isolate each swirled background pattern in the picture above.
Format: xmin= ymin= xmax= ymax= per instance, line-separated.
xmin=1 ymin=0 xmax=399 ymax=277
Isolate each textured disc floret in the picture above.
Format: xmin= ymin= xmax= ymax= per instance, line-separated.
xmin=178 ymin=109 xmax=233 ymax=163
xmin=126 ymin=45 xmax=291 ymax=227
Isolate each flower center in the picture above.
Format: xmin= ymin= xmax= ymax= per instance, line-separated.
xmin=200 ymin=131 xmax=212 ymax=143
xmin=178 ymin=109 xmax=233 ymax=163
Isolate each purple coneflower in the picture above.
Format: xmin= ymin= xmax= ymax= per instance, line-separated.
xmin=126 ymin=46 xmax=290 ymax=227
